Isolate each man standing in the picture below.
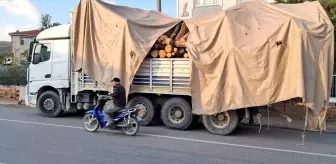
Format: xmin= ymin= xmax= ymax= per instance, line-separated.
xmin=103 ymin=77 xmax=126 ymax=127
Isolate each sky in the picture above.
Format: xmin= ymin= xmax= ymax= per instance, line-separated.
xmin=0 ymin=0 xmax=177 ymax=41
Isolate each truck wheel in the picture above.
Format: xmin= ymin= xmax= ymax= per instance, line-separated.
xmin=127 ymin=96 xmax=155 ymax=126
xmin=202 ymin=110 xmax=239 ymax=136
xmin=37 ymin=91 xmax=63 ymax=117
xmin=161 ymin=97 xmax=193 ymax=130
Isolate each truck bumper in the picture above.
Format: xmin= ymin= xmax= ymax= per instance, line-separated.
xmin=26 ymin=94 xmax=37 ymax=107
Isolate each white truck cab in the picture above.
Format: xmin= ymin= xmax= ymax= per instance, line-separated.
xmin=26 ymin=24 xmax=76 ymax=116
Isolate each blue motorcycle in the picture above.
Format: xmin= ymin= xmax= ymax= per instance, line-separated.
xmin=83 ymin=98 xmax=142 ymax=136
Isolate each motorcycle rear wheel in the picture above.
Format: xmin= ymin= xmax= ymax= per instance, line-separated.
xmin=121 ymin=116 xmax=140 ymax=136
xmin=83 ymin=114 xmax=99 ymax=132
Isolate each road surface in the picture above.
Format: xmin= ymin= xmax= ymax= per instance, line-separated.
xmin=0 ymin=105 xmax=336 ymax=164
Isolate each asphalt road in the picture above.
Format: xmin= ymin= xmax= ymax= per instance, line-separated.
xmin=1 ymin=105 xmax=336 ymax=164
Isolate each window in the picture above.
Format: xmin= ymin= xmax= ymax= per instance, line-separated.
xmin=24 ymin=38 xmax=31 ymax=46
xmin=194 ymin=0 xmax=221 ymax=7
xmin=204 ymin=0 xmax=211 ymax=6
xmin=20 ymin=38 xmax=33 ymax=46
xmin=195 ymin=0 xmax=202 ymax=6
xmin=212 ymin=0 xmax=220 ymax=5
xmin=32 ymin=43 xmax=51 ymax=64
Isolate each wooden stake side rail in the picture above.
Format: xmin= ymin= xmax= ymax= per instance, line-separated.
xmin=131 ymin=58 xmax=191 ymax=95
xmin=72 ymin=58 xmax=191 ymax=96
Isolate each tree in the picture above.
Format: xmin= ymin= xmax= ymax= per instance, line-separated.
xmin=7 ymin=60 xmax=20 ymax=85
xmin=4 ymin=52 xmax=28 ymax=86
xmin=20 ymin=50 xmax=30 ymax=65
xmin=40 ymin=14 xmax=61 ymax=31
xmin=0 ymin=52 xmax=13 ymax=65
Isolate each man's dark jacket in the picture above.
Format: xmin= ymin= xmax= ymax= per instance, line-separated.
xmin=110 ymin=84 xmax=126 ymax=108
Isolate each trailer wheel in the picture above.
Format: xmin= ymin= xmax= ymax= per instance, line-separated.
xmin=127 ymin=96 xmax=155 ymax=126
xmin=37 ymin=91 xmax=63 ymax=117
xmin=161 ymin=97 xmax=193 ymax=130
xmin=202 ymin=110 xmax=239 ymax=136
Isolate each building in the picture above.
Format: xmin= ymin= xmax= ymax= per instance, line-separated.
xmin=176 ymin=0 xmax=275 ymax=19
xmin=8 ymin=29 xmax=40 ymax=62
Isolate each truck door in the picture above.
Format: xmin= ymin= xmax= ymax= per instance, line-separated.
xmin=26 ymin=41 xmax=53 ymax=106
xmin=29 ymin=41 xmax=53 ymax=82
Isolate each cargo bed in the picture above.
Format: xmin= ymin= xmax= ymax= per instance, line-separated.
xmin=71 ymin=58 xmax=191 ymax=96
xmin=131 ymin=58 xmax=191 ymax=95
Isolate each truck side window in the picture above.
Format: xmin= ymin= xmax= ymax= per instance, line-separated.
xmin=33 ymin=44 xmax=51 ymax=64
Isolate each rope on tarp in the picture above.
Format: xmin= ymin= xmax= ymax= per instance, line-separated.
xmin=318 ymin=116 xmax=323 ymax=134
xmin=257 ymin=112 xmax=262 ymax=133
xmin=267 ymin=105 xmax=270 ymax=130
xmin=317 ymin=106 xmax=326 ymax=135
xmin=299 ymin=106 xmax=309 ymax=146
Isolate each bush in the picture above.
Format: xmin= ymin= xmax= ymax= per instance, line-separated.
xmin=0 ymin=64 xmax=28 ymax=86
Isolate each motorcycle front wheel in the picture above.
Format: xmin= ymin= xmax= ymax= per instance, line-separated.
xmin=83 ymin=114 xmax=99 ymax=132
xmin=121 ymin=116 xmax=140 ymax=136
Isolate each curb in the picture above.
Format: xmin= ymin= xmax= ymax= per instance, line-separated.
xmin=240 ymin=123 xmax=336 ymax=133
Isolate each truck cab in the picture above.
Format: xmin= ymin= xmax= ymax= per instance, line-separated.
xmin=26 ymin=24 xmax=72 ymax=116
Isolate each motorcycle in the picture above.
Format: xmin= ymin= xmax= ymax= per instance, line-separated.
xmin=83 ymin=98 xmax=143 ymax=136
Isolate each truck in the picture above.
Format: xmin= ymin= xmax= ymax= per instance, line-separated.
xmin=25 ymin=24 xmax=241 ymax=135
xmin=26 ymin=0 xmax=333 ymax=136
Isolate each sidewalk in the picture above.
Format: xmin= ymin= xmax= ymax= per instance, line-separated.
xmin=241 ymin=115 xmax=336 ymax=133
xmin=240 ymin=106 xmax=336 ymax=133
xmin=0 ymin=99 xmax=24 ymax=107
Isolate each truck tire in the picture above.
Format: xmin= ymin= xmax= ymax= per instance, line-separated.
xmin=127 ymin=96 xmax=155 ymax=126
xmin=161 ymin=97 xmax=193 ymax=130
xmin=37 ymin=91 xmax=63 ymax=117
xmin=202 ymin=110 xmax=239 ymax=136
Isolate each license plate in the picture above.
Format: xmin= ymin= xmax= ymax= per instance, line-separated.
xmin=136 ymin=116 xmax=142 ymax=121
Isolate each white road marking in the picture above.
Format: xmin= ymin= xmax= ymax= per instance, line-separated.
xmin=0 ymin=118 xmax=336 ymax=158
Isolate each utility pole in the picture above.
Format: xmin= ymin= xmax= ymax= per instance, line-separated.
xmin=156 ymin=0 xmax=161 ymax=12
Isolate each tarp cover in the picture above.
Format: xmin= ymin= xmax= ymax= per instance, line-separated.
xmin=71 ymin=0 xmax=180 ymax=94
xmin=72 ymin=0 xmax=334 ymax=116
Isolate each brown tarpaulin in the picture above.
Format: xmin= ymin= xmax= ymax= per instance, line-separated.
xmin=71 ymin=0 xmax=180 ymax=95
xmin=185 ymin=1 xmax=334 ymax=116
xmin=72 ymin=0 xmax=334 ymax=117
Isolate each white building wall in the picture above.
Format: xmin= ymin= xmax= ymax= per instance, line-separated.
xmin=177 ymin=0 xmax=276 ymax=19
xmin=11 ymin=35 xmax=35 ymax=62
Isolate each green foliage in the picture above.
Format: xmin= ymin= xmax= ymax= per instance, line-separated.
xmin=0 ymin=64 xmax=28 ymax=86
xmin=320 ymin=0 xmax=336 ymax=23
xmin=0 ymin=51 xmax=29 ymax=86
xmin=40 ymin=14 xmax=61 ymax=31
xmin=20 ymin=50 xmax=30 ymax=65
xmin=0 ymin=53 xmax=13 ymax=64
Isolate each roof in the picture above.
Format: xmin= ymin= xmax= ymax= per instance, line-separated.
xmin=8 ymin=29 xmax=40 ymax=37
xmin=36 ymin=24 xmax=70 ymax=40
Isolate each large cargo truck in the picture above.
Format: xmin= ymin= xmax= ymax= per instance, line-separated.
xmin=26 ymin=0 xmax=334 ymax=136
xmin=26 ymin=24 xmax=240 ymax=135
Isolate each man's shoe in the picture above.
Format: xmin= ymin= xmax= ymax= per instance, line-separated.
xmin=106 ymin=121 xmax=115 ymax=128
